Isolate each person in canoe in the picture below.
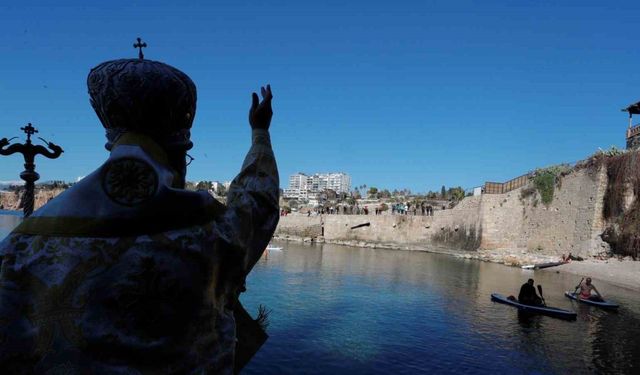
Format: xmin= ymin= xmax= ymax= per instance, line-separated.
xmin=518 ymin=278 xmax=543 ymax=306
xmin=577 ymin=277 xmax=604 ymax=302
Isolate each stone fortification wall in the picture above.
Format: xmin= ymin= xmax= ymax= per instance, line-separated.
xmin=276 ymin=215 xmax=324 ymax=238
xmin=276 ymin=196 xmax=483 ymax=250
xmin=276 ymin=168 xmax=610 ymax=258
xmin=480 ymin=167 xmax=608 ymax=257
xmin=0 ymin=166 xmax=612 ymax=258
xmin=0 ymin=188 xmax=66 ymax=212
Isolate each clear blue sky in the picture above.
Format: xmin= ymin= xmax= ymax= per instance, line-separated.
xmin=1 ymin=0 xmax=638 ymax=193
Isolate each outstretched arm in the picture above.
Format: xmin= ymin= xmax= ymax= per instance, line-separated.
xmin=221 ymin=85 xmax=279 ymax=275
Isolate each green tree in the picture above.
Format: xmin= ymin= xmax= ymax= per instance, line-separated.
xmin=196 ymin=181 xmax=212 ymax=190
xmin=441 ymin=185 xmax=446 ymax=199
xmin=448 ymin=186 xmax=465 ymax=202
xmin=324 ymin=189 xmax=337 ymax=200
xmin=367 ymin=187 xmax=378 ymax=198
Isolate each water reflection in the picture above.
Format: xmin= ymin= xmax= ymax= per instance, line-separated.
xmin=242 ymin=241 xmax=640 ymax=374
xmin=589 ymin=305 xmax=640 ymax=374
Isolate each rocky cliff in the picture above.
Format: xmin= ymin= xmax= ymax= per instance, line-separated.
xmin=275 ymin=159 xmax=626 ymax=261
xmin=0 ymin=187 xmax=66 ymax=212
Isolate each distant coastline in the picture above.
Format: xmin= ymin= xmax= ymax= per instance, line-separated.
xmin=0 ymin=209 xmax=21 ymax=217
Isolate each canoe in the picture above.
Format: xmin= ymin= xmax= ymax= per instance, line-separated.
xmin=536 ymin=261 xmax=566 ymax=269
xmin=564 ymin=291 xmax=619 ymax=309
xmin=520 ymin=261 xmax=566 ymax=270
xmin=491 ymin=293 xmax=577 ymax=320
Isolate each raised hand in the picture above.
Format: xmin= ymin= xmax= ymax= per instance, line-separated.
xmin=249 ymin=84 xmax=273 ymax=130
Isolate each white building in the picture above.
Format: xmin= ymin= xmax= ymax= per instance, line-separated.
xmin=325 ymin=173 xmax=351 ymax=194
xmin=284 ymin=173 xmax=309 ymax=199
xmin=283 ymin=172 xmax=351 ymax=199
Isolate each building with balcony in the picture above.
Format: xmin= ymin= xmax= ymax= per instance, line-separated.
xmin=624 ymin=100 xmax=640 ymax=150
xmin=283 ymin=172 xmax=351 ymax=199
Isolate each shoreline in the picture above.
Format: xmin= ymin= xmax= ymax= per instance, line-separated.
xmin=273 ymin=234 xmax=640 ymax=292
xmin=538 ymin=259 xmax=640 ymax=292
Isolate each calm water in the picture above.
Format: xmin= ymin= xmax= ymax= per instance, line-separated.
xmin=0 ymin=210 xmax=21 ymax=239
xmin=1 ymin=214 xmax=639 ymax=374
xmin=241 ymin=241 xmax=640 ymax=374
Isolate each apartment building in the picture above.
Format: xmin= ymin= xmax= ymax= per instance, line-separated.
xmin=283 ymin=172 xmax=351 ymax=199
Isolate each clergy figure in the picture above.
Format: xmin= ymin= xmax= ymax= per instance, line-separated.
xmin=0 ymin=53 xmax=279 ymax=374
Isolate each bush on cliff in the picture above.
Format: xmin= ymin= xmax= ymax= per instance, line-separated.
xmin=602 ymin=152 xmax=640 ymax=259
xmin=531 ymin=164 xmax=572 ymax=206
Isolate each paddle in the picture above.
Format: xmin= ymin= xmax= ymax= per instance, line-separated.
xmin=537 ymin=285 xmax=547 ymax=306
xmin=573 ymin=278 xmax=584 ymax=296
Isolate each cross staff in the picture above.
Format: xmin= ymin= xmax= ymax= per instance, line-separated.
xmin=20 ymin=123 xmax=38 ymax=143
xmin=1 ymin=123 xmax=63 ymax=217
xmin=133 ymin=37 xmax=147 ymax=59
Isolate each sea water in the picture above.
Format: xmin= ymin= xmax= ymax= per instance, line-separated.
xmin=241 ymin=241 xmax=640 ymax=374
xmin=1 ymin=215 xmax=638 ymax=374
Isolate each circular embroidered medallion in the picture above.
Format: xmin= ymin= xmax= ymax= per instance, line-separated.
xmin=102 ymin=158 xmax=158 ymax=206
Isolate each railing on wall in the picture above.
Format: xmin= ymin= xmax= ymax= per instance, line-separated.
xmin=483 ymin=174 xmax=530 ymax=194
xmin=627 ymin=124 xmax=640 ymax=139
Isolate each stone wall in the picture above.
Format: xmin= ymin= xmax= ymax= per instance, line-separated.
xmin=276 ymin=196 xmax=483 ymax=250
xmin=276 ymin=167 xmax=610 ymax=257
xmin=481 ymin=167 xmax=609 ymax=257
xmin=0 ymin=165 xmax=613 ymax=258
xmin=0 ymin=188 xmax=66 ymax=212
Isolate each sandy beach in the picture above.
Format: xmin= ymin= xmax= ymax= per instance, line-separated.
xmin=541 ymin=258 xmax=640 ymax=292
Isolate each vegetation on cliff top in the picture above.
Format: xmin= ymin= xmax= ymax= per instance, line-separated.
xmin=529 ymin=164 xmax=572 ymax=206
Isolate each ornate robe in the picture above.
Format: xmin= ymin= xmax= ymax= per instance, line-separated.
xmin=0 ymin=129 xmax=279 ymax=374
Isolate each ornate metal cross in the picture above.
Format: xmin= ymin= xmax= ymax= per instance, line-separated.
xmin=20 ymin=122 xmax=38 ymax=143
xmin=134 ymin=37 xmax=147 ymax=60
xmin=1 ymin=123 xmax=64 ymax=217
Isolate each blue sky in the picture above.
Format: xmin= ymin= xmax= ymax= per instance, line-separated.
xmin=0 ymin=0 xmax=638 ymax=192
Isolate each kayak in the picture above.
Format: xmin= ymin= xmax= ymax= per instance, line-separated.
xmin=266 ymin=245 xmax=283 ymax=251
xmin=491 ymin=293 xmax=577 ymax=320
xmin=564 ymin=291 xmax=619 ymax=309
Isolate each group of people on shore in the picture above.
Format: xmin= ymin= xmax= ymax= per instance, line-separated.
xmin=391 ymin=202 xmax=444 ymax=216
xmin=308 ymin=205 xmax=369 ymax=215
xmin=300 ymin=201 xmax=449 ymax=217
